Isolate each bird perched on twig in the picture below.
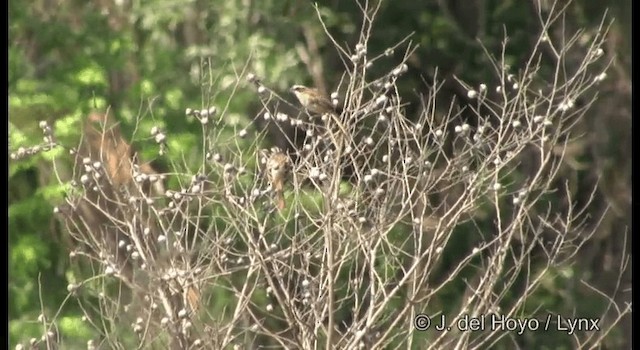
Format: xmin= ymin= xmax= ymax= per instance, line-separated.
xmin=290 ymin=85 xmax=340 ymax=117
xmin=264 ymin=147 xmax=290 ymax=210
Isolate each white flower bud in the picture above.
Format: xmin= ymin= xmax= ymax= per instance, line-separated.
xmin=594 ymin=72 xmax=607 ymax=82
xmin=375 ymin=95 xmax=388 ymax=105
xmin=309 ymin=167 xmax=321 ymax=179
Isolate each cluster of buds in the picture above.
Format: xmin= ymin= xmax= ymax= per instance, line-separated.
xmin=247 ymin=72 xmax=270 ymax=96
xmin=10 ymin=120 xmax=58 ymax=160
xmin=187 ymin=173 xmax=207 ymax=194
xmin=512 ymin=188 xmax=528 ymax=205
xmin=391 ymin=63 xmax=409 ymax=77
xmin=186 ymin=106 xmax=217 ymax=125
xmin=300 ymin=277 xmax=314 ymax=306
xmin=77 ymin=157 xmax=105 ymax=192
xmin=40 ymin=120 xmax=55 ymax=144
xmin=351 ymin=42 xmax=368 ymax=63
xmin=150 ymin=125 xmax=168 ymax=155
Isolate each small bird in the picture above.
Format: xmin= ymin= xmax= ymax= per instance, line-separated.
xmin=265 ymin=147 xmax=290 ymax=210
xmin=290 ymin=85 xmax=339 ymax=116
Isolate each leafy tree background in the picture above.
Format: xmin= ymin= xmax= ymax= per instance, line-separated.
xmin=9 ymin=0 xmax=631 ymax=348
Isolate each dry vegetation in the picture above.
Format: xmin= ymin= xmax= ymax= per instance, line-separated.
xmin=12 ymin=1 xmax=630 ymax=349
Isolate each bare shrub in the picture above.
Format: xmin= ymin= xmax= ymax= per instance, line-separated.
xmin=13 ymin=1 xmax=629 ymax=349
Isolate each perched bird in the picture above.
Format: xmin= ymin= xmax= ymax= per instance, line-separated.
xmin=265 ymin=147 xmax=290 ymax=210
xmin=290 ymin=85 xmax=339 ymax=116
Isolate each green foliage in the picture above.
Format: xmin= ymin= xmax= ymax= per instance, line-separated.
xmin=59 ymin=316 xmax=94 ymax=343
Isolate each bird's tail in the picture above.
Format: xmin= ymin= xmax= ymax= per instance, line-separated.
xmin=276 ymin=191 xmax=285 ymax=210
